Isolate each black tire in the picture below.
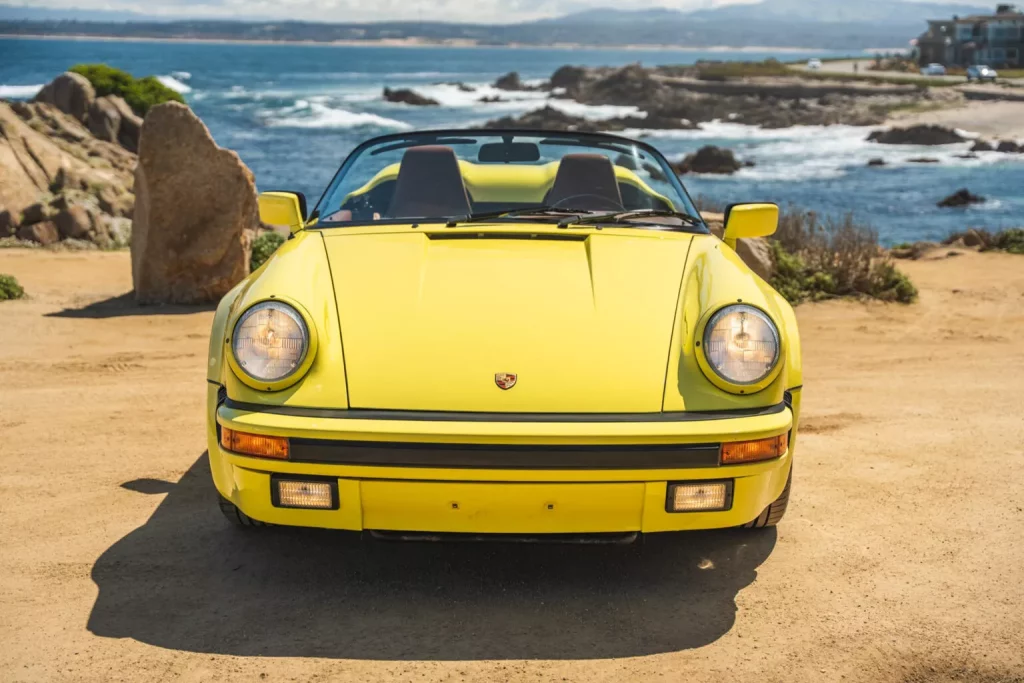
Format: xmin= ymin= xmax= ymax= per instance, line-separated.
xmin=218 ymin=495 xmax=269 ymax=528
xmin=744 ymin=468 xmax=792 ymax=529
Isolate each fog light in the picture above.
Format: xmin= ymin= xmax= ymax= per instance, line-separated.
xmin=274 ymin=479 xmax=336 ymax=509
xmin=667 ymin=481 xmax=732 ymax=512
xmin=721 ymin=433 xmax=788 ymax=465
xmin=220 ymin=427 xmax=289 ymax=459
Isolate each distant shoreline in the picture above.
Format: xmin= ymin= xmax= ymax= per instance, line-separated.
xmin=0 ymin=33 xmax=884 ymax=54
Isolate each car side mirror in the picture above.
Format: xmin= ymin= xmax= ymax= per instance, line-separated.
xmin=723 ymin=203 xmax=779 ymax=249
xmin=258 ymin=191 xmax=307 ymax=234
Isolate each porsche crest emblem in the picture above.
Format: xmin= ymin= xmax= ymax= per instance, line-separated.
xmin=494 ymin=373 xmax=517 ymax=390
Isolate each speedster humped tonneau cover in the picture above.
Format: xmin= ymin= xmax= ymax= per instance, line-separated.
xmin=324 ymin=230 xmax=691 ymax=413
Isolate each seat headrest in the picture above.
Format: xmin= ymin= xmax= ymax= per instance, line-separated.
xmin=547 ymin=153 xmax=624 ymax=211
xmin=386 ymin=146 xmax=471 ymax=219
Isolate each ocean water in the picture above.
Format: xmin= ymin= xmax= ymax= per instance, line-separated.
xmin=2 ymin=37 xmax=1022 ymax=244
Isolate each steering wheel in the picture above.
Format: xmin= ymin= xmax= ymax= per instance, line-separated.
xmin=549 ymin=194 xmax=624 ymax=212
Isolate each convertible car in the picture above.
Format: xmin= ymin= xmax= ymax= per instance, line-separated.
xmin=207 ymin=129 xmax=801 ymax=541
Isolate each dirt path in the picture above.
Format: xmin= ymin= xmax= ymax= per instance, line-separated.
xmin=1 ymin=249 xmax=1023 ymax=682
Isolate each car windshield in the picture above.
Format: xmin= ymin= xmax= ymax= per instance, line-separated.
xmin=312 ymin=131 xmax=702 ymax=228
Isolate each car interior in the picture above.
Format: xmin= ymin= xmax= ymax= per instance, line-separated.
xmin=327 ymin=144 xmax=675 ymax=222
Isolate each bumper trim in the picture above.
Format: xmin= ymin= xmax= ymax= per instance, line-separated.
xmin=224 ymin=398 xmax=786 ymax=424
xmin=289 ymin=438 xmax=721 ymax=469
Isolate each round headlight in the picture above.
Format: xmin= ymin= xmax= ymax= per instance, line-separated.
xmin=702 ymin=304 xmax=780 ymax=386
xmin=231 ymin=301 xmax=309 ymax=383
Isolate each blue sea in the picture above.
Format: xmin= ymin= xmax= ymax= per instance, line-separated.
xmin=2 ymin=37 xmax=1022 ymax=244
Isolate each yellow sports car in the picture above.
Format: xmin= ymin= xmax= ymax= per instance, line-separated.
xmin=207 ymin=129 xmax=801 ymax=541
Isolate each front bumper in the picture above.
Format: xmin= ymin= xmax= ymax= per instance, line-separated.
xmin=208 ymin=385 xmax=800 ymax=534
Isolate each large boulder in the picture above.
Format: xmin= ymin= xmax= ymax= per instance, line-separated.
xmin=0 ymin=209 xmax=15 ymax=237
xmin=866 ymin=125 xmax=965 ymax=145
xmin=17 ymin=220 xmax=59 ymax=245
xmin=108 ymin=96 xmax=143 ymax=152
xmin=131 ymin=102 xmax=256 ymax=305
xmin=87 ymin=96 xmax=122 ymax=143
xmin=549 ymin=65 xmax=589 ymax=93
xmin=382 ymin=88 xmax=438 ymax=106
xmin=675 ymin=146 xmax=743 ymax=174
xmin=33 ymin=72 xmax=95 ymax=123
xmin=996 ymin=140 xmax=1022 ymax=153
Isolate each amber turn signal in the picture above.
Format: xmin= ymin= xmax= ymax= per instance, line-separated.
xmin=220 ymin=427 xmax=289 ymax=459
xmin=721 ymin=433 xmax=788 ymax=465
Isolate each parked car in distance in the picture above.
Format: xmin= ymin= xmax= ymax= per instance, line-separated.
xmin=920 ymin=63 xmax=947 ymax=76
xmin=966 ymin=65 xmax=998 ymax=82
xmin=807 ymin=58 xmax=823 ymax=70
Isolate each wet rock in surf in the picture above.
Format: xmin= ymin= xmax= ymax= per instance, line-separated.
xmin=867 ymin=125 xmax=965 ymax=146
xmin=382 ymin=88 xmax=439 ymax=106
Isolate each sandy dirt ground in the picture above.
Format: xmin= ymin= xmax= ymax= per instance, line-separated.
xmin=886 ymin=100 xmax=1024 ymax=139
xmin=1 ymin=249 xmax=1023 ymax=682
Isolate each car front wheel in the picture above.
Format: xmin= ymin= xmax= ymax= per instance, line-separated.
xmin=218 ymin=494 xmax=270 ymax=528
xmin=744 ymin=468 xmax=792 ymax=528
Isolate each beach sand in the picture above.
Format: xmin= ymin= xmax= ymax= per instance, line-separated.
xmin=1 ymin=249 xmax=1023 ymax=681
xmin=886 ymin=99 xmax=1024 ymax=139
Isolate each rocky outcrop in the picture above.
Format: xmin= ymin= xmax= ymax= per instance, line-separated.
xmin=970 ymin=140 xmax=994 ymax=152
xmin=867 ymin=158 xmax=887 ymax=166
xmin=549 ymin=65 xmax=588 ymax=94
xmin=33 ymin=72 xmax=95 ymax=123
xmin=485 ymin=106 xmax=603 ymax=133
xmin=996 ymin=140 xmax=1022 ymax=153
xmin=85 ymin=95 xmax=143 ymax=152
xmin=675 ymin=146 xmax=744 ymax=175
xmin=131 ymin=102 xmax=256 ymax=305
xmin=382 ymin=88 xmax=438 ymax=106
xmin=494 ymin=72 xmax=524 ymax=90
xmin=867 ymin=125 xmax=965 ymax=145
xmin=0 ymin=100 xmax=135 ymax=248
xmin=937 ymin=188 xmax=985 ymax=208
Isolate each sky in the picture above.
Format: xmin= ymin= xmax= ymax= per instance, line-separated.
xmin=0 ymin=0 xmax=993 ymax=23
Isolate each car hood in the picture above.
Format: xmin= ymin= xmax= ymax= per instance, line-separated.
xmin=323 ymin=228 xmax=693 ymax=412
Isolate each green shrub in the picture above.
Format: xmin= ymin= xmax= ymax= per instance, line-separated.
xmin=70 ymin=64 xmax=185 ymax=116
xmin=769 ymin=208 xmax=916 ymax=304
xmin=992 ymin=228 xmax=1024 ymax=255
xmin=251 ymin=232 xmax=286 ymax=271
xmin=0 ymin=274 xmax=25 ymax=301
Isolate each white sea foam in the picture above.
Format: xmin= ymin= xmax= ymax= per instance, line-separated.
xmin=0 ymin=84 xmax=43 ymax=99
xmin=170 ymin=71 xmax=192 ymax=81
xmin=157 ymin=75 xmax=192 ymax=94
xmin=266 ymin=102 xmax=411 ymax=130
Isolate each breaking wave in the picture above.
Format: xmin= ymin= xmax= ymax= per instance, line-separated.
xmin=0 ymin=84 xmax=43 ymax=99
xmin=266 ymin=102 xmax=411 ymax=130
xmin=157 ymin=75 xmax=192 ymax=94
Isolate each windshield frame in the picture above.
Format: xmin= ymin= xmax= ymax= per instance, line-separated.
xmin=308 ymin=128 xmax=708 ymax=233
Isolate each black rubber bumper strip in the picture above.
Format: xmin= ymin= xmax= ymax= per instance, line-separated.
xmin=288 ymin=438 xmax=721 ymax=469
xmin=222 ymin=398 xmax=786 ymax=423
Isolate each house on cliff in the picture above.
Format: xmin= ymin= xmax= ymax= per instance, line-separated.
xmin=916 ymin=4 xmax=1024 ymax=67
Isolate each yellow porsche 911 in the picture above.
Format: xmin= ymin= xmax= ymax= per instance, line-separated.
xmin=207 ymin=129 xmax=801 ymax=541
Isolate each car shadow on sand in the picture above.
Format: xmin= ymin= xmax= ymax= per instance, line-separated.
xmin=46 ymin=292 xmax=216 ymax=319
xmin=88 ymin=453 xmax=777 ymax=660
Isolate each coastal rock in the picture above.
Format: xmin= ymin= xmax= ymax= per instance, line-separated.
xmin=908 ymin=157 xmax=940 ymax=163
xmin=478 ymin=95 xmax=504 ymax=103
xmin=108 ymin=96 xmax=143 ymax=152
xmin=866 ymin=125 xmax=965 ymax=146
xmin=382 ymin=88 xmax=438 ymax=106
xmin=87 ymin=96 xmax=122 ymax=143
xmin=485 ymin=106 xmax=601 ymax=133
xmin=958 ymin=228 xmax=987 ymax=248
xmin=996 ymin=140 xmax=1022 ymax=154
xmin=549 ymin=65 xmax=589 ymax=93
xmin=867 ymin=158 xmax=887 ymax=166
xmin=20 ymin=202 xmax=50 ymax=226
xmin=675 ymin=146 xmax=743 ymax=175
xmin=970 ymin=140 xmax=994 ymax=152
xmin=494 ymin=72 xmax=524 ymax=91
xmin=937 ymin=188 xmax=985 ymax=208
xmin=54 ymin=205 xmax=94 ymax=240
xmin=16 ymin=220 xmax=59 ymax=245
xmin=0 ymin=210 xmax=15 ymax=237
xmin=131 ymin=102 xmax=256 ymax=305
xmin=33 ymin=72 xmax=95 ymax=123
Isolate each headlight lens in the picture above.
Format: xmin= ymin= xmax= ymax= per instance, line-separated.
xmin=702 ymin=305 xmax=780 ymax=385
xmin=231 ymin=301 xmax=309 ymax=382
